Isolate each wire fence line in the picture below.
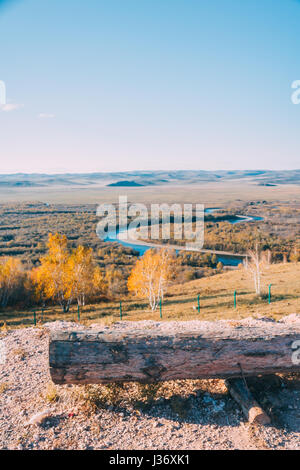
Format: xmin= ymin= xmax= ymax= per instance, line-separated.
xmin=26 ymin=285 xmax=276 ymax=327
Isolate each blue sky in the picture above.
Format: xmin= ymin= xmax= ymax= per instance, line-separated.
xmin=0 ymin=0 xmax=300 ymax=173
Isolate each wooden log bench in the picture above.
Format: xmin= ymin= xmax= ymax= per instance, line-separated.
xmin=49 ymin=316 xmax=300 ymax=425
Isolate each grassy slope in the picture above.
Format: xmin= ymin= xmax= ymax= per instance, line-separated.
xmin=1 ymin=262 xmax=299 ymax=329
xmin=167 ymin=262 xmax=299 ymax=321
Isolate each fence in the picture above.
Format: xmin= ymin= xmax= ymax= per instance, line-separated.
xmin=24 ymin=283 xmax=276 ymax=327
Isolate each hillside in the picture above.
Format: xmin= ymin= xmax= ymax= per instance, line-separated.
xmin=0 ymin=263 xmax=299 ymax=450
xmin=86 ymin=260 xmax=300 ymax=324
xmin=107 ymin=180 xmax=145 ymax=187
xmin=1 ymin=261 xmax=299 ymax=329
xmin=164 ymin=261 xmax=300 ymax=322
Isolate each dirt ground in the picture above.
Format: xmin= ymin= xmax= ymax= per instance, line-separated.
xmin=0 ymin=321 xmax=299 ymax=450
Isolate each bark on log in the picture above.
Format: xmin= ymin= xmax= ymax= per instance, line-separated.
xmin=226 ymin=378 xmax=271 ymax=425
xmin=49 ymin=316 xmax=300 ymax=385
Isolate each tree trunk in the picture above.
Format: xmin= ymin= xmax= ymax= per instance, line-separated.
xmin=49 ymin=316 xmax=300 ymax=385
xmin=226 ymin=378 xmax=271 ymax=425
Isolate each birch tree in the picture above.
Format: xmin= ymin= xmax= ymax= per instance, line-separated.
xmin=33 ymin=233 xmax=108 ymax=311
xmin=68 ymin=245 xmax=94 ymax=306
xmin=244 ymin=245 xmax=268 ymax=296
xmin=34 ymin=233 xmax=72 ymax=312
xmin=128 ymin=248 xmax=176 ymax=311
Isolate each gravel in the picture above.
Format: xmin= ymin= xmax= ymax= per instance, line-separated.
xmin=0 ymin=319 xmax=299 ymax=450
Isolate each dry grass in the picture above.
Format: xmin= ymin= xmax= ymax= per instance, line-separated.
xmin=56 ymin=379 xmax=227 ymax=416
xmin=0 ymin=382 xmax=9 ymax=394
xmin=0 ymin=262 xmax=299 ymax=329
xmin=44 ymin=382 xmax=59 ymax=403
xmin=62 ymin=383 xmax=126 ymax=412
xmin=136 ymin=383 xmax=162 ymax=403
xmin=11 ymin=347 xmax=27 ymax=360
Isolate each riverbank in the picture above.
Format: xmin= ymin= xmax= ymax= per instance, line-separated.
xmin=105 ymin=208 xmax=261 ymax=265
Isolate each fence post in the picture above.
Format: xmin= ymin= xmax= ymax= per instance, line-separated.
xmin=197 ymin=294 xmax=200 ymax=313
xmin=77 ymin=305 xmax=80 ymax=322
xmin=33 ymin=311 xmax=36 ymax=326
xmin=160 ymin=298 xmax=162 ymax=319
xmin=234 ymin=290 xmax=237 ymax=309
xmin=119 ymin=301 xmax=122 ymax=320
xmin=268 ymin=284 xmax=272 ymax=304
xmin=41 ymin=308 xmax=44 ymax=323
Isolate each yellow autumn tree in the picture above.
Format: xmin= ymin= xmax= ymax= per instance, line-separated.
xmin=34 ymin=233 xmax=72 ymax=312
xmin=68 ymin=245 xmax=95 ymax=306
xmin=30 ymin=266 xmax=47 ymax=305
xmin=128 ymin=248 xmax=176 ymax=311
xmin=0 ymin=257 xmax=24 ymax=308
xmin=33 ymin=233 xmax=107 ymax=311
xmin=105 ymin=267 xmax=124 ymax=296
xmin=93 ymin=265 xmax=107 ymax=300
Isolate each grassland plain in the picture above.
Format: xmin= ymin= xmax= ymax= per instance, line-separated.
xmin=1 ymin=180 xmax=300 ymax=204
xmin=1 ymin=261 xmax=299 ymax=329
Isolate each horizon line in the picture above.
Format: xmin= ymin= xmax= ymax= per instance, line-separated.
xmin=0 ymin=169 xmax=300 ymax=176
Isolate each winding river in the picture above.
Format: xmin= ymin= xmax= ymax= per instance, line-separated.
xmin=105 ymin=209 xmax=263 ymax=266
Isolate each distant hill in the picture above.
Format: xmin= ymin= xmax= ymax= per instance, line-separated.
xmin=0 ymin=181 xmax=41 ymax=187
xmin=1 ymin=169 xmax=300 ymax=188
xmin=107 ymin=180 xmax=144 ymax=187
